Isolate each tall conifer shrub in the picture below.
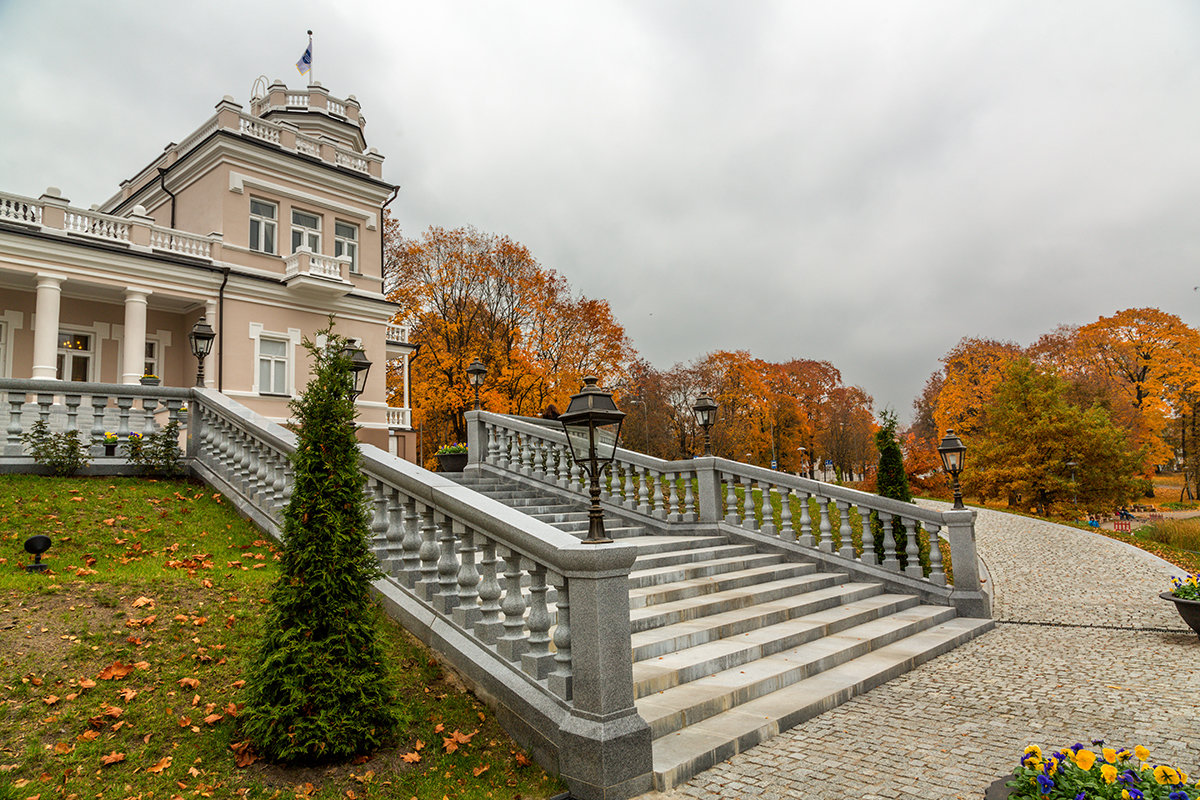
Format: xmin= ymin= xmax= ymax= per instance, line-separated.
xmin=240 ymin=327 xmax=402 ymax=762
xmin=872 ymin=409 xmax=923 ymax=571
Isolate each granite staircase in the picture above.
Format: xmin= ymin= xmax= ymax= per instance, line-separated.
xmin=448 ymin=470 xmax=992 ymax=790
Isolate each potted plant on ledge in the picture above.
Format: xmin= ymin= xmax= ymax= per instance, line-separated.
xmin=140 ymin=373 xmax=161 ymax=386
xmin=102 ymin=431 xmax=119 ymax=457
xmin=1161 ymin=573 xmax=1200 ymax=638
xmin=435 ymin=442 xmax=468 ymax=473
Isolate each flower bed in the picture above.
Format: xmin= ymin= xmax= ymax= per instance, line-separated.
xmin=1002 ymin=741 xmax=1197 ymax=799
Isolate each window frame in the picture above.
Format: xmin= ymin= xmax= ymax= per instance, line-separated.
xmin=257 ymin=336 xmax=290 ymax=397
xmin=290 ymin=209 xmax=322 ymax=254
xmin=334 ymin=220 xmax=359 ymax=273
xmin=249 ymin=198 xmax=278 ymax=255
xmin=56 ymin=329 xmax=94 ymax=382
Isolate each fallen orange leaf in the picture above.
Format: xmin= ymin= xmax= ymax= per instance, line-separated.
xmin=97 ymin=662 xmax=133 ymax=681
xmin=99 ymin=751 xmax=125 ymax=766
xmin=53 ymin=742 xmax=73 ymax=755
xmin=473 ymin=764 xmax=490 ymax=777
xmin=147 ymin=756 xmax=172 ymax=774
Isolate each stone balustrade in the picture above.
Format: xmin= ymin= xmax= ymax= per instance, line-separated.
xmin=0 ymin=380 xmax=651 ymax=798
xmin=467 ymin=410 xmax=987 ymax=618
xmin=0 ymin=189 xmax=221 ymax=261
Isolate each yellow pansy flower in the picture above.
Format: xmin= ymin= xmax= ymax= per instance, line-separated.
xmin=1024 ymin=745 xmax=1043 ymax=760
xmin=1155 ymin=765 xmax=1181 ymax=785
xmin=1134 ymin=745 xmax=1151 ymax=761
xmin=1101 ymin=763 xmax=1118 ymax=783
xmin=1103 ymin=747 xmax=1118 ymax=764
xmin=1076 ymin=749 xmax=1097 ymax=771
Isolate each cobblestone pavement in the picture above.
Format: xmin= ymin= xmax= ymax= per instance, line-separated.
xmin=643 ymin=506 xmax=1200 ymax=800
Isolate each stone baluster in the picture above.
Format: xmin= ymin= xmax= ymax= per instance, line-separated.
xmin=382 ymin=487 xmax=403 ymax=573
xmin=760 ymin=482 xmax=776 ymax=536
xmin=817 ymin=497 xmax=833 ymax=553
xmin=399 ymin=497 xmax=421 ymax=586
xmin=115 ymin=396 xmax=133 ymax=436
xmin=453 ymin=526 xmax=481 ymax=629
xmin=239 ymin=431 xmax=256 ymax=495
xmin=882 ymin=513 xmax=900 ymax=571
xmin=741 ymin=475 xmax=756 ymax=530
xmin=724 ymin=474 xmax=738 ymax=524
xmin=36 ymin=393 xmax=53 ymax=425
xmin=257 ymin=449 xmax=275 ymax=511
xmin=140 ymin=397 xmax=157 ymax=434
xmin=797 ymin=492 xmax=814 ymax=546
xmin=435 ymin=514 xmax=461 ymax=613
xmin=556 ymin=442 xmax=571 ymax=487
xmin=522 ymin=561 xmax=554 ymax=680
xmin=495 ymin=427 xmax=510 ymax=469
xmin=486 ymin=423 xmax=499 ymax=464
xmin=925 ymin=522 xmax=946 ymax=586
xmin=904 ymin=517 xmax=924 ymax=579
xmin=779 ymin=486 xmax=793 ymax=539
xmin=6 ymin=392 xmax=25 ymax=455
xmin=416 ymin=504 xmax=440 ymax=600
xmin=651 ymin=471 xmax=667 ymax=520
xmin=165 ymin=398 xmax=184 ymax=429
xmin=622 ymin=463 xmax=635 ymax=510
xmin=370 ymin=480 xmax=389 ymax=555
xmin=837 ymin=500 xmax=855 ymax=559
xmin=271 ymin=451 xmax=289 ymax=518
xmin=682 ymin=470 xmax=697 ymax=522
xmin=636 ymin=466 xmax=651 ymax=514
xmin=530 ymin=437 xmax=545 ymax=480
xmin=548 ymin=575 xmax=572 ymax=699
xmin=522 ymin=433 xmax=536 ymax=476
xmin=569 ymin=452 xmax=581 ymax=492
xmin=496 ymin=549 xmax=527 ymax=662
xmin=474 ymin=536 xmax=503 ymax=644
xmin=667 ymin=472 xmax=682 ymax=522
xmin=89 ymin=395 xmax=108 ymax=449
xmin=859 ymin=504 xmax=877 ymax=565
xmin=64 ymin=394 xmax=81 ymax=431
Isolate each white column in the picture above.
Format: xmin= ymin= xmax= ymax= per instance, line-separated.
xmin=403 ymin=352 xmax=411 ymax=416
xmin=121 ymin=287 xmax=151 ymax=385
xmin=31 ymin=273 xmax=66 ymax=379
xmin=204 ymin=300 xmax=217 ymax=389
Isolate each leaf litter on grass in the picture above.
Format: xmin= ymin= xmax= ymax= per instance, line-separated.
xmin=0 ymin=475 xmax=563 ymax=799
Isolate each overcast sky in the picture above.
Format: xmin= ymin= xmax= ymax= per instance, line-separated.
xmin=3 ymin=1 xmax=1198 ymax=420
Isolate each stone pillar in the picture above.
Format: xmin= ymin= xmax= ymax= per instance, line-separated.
xmin=464 ymin=410 xmax=486 ymax=469
xmin=31 ymin=273 xmax=66 ymax=379
xmin=694 ymin=457 xmax=722 ymax=522
xmin=121 ymin=287 xmax=151 ymax=385
xmin=203 ymin=301 xmax=217 ymax=389
xmin=945 ymin=508 xmax=989 ymax=618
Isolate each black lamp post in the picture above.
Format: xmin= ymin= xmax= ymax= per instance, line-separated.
xmin=937 ymin=430 xmax=967 ymax=510
xmin=692 ymin=392 xmax=718 ymax=456
xmin=188 ymin=320 xmax=216 ymax=388
xmin=560 ymin=377 xmax=625 ymax=544
xmin=466 ymin=358 xmax=487 ymax=411
xmin=340 ymin=344 xmax=372 ymax=400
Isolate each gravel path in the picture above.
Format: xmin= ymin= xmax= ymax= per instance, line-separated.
xmin=644 ymin=505 xmax=1200 ymax=800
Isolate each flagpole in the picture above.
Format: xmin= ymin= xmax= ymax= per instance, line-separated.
xmin=307 ymin=30 xmax=314 ymax=86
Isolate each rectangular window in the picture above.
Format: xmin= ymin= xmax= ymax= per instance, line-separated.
xmin=250 ymin=199 xmax=277 ymax=254
xmin=56 ymin=332 xmax=92 ymax=382
xmin=258 ymin=338 xmax=289 ymax=395
xmin=291 ymin=209 xmax=321 ymax=253
xmin=143 ymin=341 xmax=159 ymax=378
xmin=334 ymin=221 xmax=359 ymax=273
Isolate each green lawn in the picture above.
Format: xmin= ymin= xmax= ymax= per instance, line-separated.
xmin=0 ymin=475 xmax=564 ymax=800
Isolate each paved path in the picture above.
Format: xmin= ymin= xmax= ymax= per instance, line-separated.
xmin=644 ymin=505 xmax=1200 ymax=800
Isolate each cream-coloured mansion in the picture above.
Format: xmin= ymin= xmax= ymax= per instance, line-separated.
xmin=0 ymin=80 xmax=416 ymax=460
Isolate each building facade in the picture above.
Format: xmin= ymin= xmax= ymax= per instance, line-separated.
xmin=0 ymin=80 xmax=416 ymax=459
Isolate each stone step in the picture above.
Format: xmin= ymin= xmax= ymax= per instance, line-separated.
xmin=647 ymin=617 xmax=995 ymax=791
xmin=632 ymin=593 xmax=922 ymax=697
xmin=631 ymin=543 xmax=759 ymax=572
xmin=624 ymin=535 xmax=733 ymax=557
xmin=629 ymin=562 xmax=819 ymax=610
xmin=630 ymin=581 xmax=883 ymax=661
xmin=628 ymin=572 xmax=846 ymax=634
xmin=636 ymin=605 xmax=960 ymax=740
xmin=629 ymin=552 xmax=785 ymax=589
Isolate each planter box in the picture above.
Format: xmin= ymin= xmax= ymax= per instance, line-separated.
xmin=436 ymin=452 xmax=468 ymax=472
xmin=1161 ymin=591 xmax=1200 ymax=637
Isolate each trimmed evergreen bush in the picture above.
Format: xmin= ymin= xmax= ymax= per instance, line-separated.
xmin=872 ymin=409 xmax=921 ymax=570
xmin=239 ymin=326 xmax=404 ymax=763
xmin=23 ymin=419 xmax=90 ymax=476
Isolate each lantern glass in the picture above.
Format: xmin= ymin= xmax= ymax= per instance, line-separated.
xmin=692 ymin=393 xmax=718 ymax=428
xmin=466 ymin=358 xmax=487 ymax=388
xmin=937 ymin=431 xmax=966 ymax=474
xmin=340 ymin=344 xmax=372 ymax=398
xmin=188 ymin=320 xmax=215 ymax=359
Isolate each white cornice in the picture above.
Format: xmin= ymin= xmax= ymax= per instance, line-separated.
xmin=228 ymin=171 xmax=378 ymax=230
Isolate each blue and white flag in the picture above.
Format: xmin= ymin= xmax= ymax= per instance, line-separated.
xmin=296 ymin=41 xmax=312 ymax=75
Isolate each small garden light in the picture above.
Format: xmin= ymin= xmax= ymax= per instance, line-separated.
xmin=24 ymin=535 xmax=51 ymax=573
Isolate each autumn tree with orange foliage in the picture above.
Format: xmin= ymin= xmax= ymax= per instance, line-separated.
xmin=384 ymin=220 xmax=635 ymax=459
